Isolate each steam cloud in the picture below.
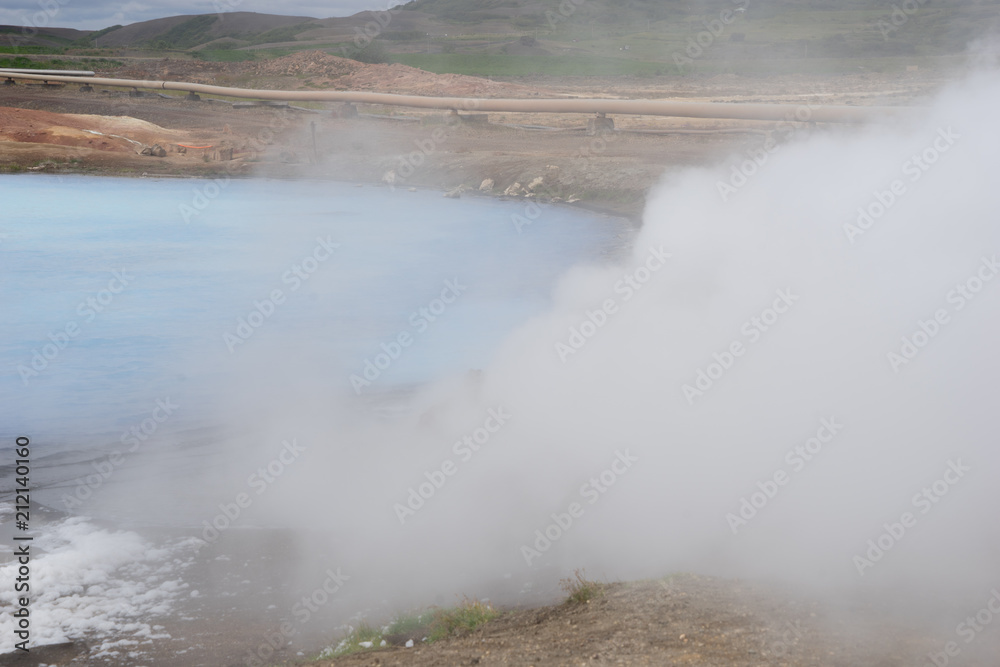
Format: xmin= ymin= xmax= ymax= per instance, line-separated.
xmin=95 ymin=62 xmax=1000 ymax=642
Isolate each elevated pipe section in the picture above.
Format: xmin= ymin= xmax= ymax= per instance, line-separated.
xmin=1 ymin=71 xmax=913 ymax=124
xmin=0 ymin=68 xmax=95 ymax=76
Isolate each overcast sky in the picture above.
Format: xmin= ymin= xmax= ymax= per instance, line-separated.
xmin=0 ymin=0 xmax=403 ymax=31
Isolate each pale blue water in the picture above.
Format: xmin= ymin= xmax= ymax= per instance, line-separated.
xmin=0 ymin=174 xmax=628 ymax=452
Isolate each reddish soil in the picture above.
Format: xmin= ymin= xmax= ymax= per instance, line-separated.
xmin=0 ymin=105 xmax=188 ymax=153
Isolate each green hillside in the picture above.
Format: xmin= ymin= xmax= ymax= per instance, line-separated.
xmin=4 ymin=0 xmax=1000 ymax=76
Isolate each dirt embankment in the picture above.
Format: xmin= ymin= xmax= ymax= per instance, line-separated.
xmin=111 ymin=51 xmax=542 ymax=98
xmin=0 ymin=57 xmax=949 ymax=216
xmin=295 ymin=574 xmax=997 ymax=667
xmin=0 ymin=106 xmax=188 ymax=153
xmin=6 ymin=572 xmax=999 ymax=667
xmin=0 ymin=86 xmax=747 ymax=218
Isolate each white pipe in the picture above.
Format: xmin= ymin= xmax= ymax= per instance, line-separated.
xmin=0 ymin=68 xmax=95 ymax=77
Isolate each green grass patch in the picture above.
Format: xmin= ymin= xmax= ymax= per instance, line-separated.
xmin=0 ymin=56 xmax=124 ymax=70
xmin=0 ymin=56 xmax=61 ymax=69
xmin=197 ymin=45 xmax=349 ymax=62
xmin=325 ymin=621 xmax=385 ymax=657
xmin=0 ymin=45 xmax=65 ymax=55
xmin=146 ymin=15 xmax=218 ymax=50
xmin=245 ymin=21 xmax=322 ymax=46
xmin=389 ymin=53 xmax=665 ymax=76
xmin=561 ymin=569 xmax=603 ymax=605
xmin=72 ymin=24 xmax=123 ymax=47
xmin=321 ymin=599 xmax=500 ymax=658
xmin=381 ymin=30 xmax=426 ymax=41
xmin=674 ymin=54 xmax=961 ymax=76
xmin=385 ymin=611 xmax=435 ymax=637
xmin=428 ymin=598 xmax=500 ymax=641
xmin=0 ymin=32 xmax=73 ymax=46
xmin=1 ymin=56 xmax=83 ymax=69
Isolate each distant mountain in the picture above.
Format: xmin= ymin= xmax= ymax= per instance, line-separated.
xmin=4 ymin=0 xmax=1000 ymax=75
xmin=87 ymin=12 xmax=319 ymax=49
xmin=0 ymin=25 xmax=89 ymax=49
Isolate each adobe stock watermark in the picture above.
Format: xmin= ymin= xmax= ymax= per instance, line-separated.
xmin=853 ymin=458 xmax=971 ymax=576
xmin=683 ymin=288 xmax=798 ymax=405
xmin=673 ymin=0 xmax=750 ymax=73
xmin=224 ymin=236 xmax=340 ymax=353
xmin=925 ymin=588 xmax=1000 ymax=667
xmin=178 ymin=112 xmax=297 ymax=224
xmin=179 ymin=176 xmax=232 ymax=224
xmin=511 ymin=124 xmax=621 ymax=235
xmin=716 ymin=95 xmax=829 ymax=203
xmin=844 ymin=126 xmax=960 ymax=245
xmin=762 ymin=620 xmax=805 ymax=659
xmin=243 ymin=566 xmax=350 ymax=667
xmin=3 ymin=0 xmax=71 ymax=50
xmin=351 ymin=277 xmax=467 ymax=393
xmin=200 ymin=438 xmax=306 ymax=543
xmin=874 ymin=0 xmax=930 ymax=40
xmin=393 ymin=407 xmax=511 ymax=524
xmin=725 ymin=416 xmax=843 ymax=535
xmin=387 ymin=103 xmax=482 ymax=188
xmin=61 ymin=398 xmax=179 ymax=510
xmin=545 ymin=0 xmax=586 ymax=29
xmin=17 ymin=268 xmax=134 ymax=385
xmin=348 ymin=1 xmax=402 ymax=50
xmin=211 ymin=0 xmax=242 ymax=17
xmin=555 ymin=246 xmax=671 ymax=362
xmin=520 ymin=449 xmax=639 ymax=566
xmin=886 ymin=254 xmax=998 ymax=372
xmin=510 ymin=199 xmax=546 ymax=235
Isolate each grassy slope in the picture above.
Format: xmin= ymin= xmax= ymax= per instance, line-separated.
xmin=390 ymin=52 xmax=665 ymax=76
xmin=4 ymin=0 xmax=1000 ymax=75
xmin=248 ymin=0 xmax=1000 ymax=75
